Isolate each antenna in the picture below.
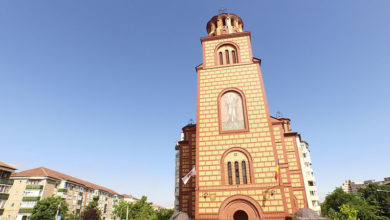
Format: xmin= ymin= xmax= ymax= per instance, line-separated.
xmin=276 ymin=111 xmax=283 ymax=118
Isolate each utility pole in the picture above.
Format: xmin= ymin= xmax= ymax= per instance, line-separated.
xmin=55 ymin=202 xmax=61 ymax=220
xmin=126 ymin=205 xmax=128 ymax=220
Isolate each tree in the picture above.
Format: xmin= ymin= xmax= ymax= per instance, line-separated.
xmin=30 ymin=196 xmax=68 ymax=220
xmin=321 ymin=187 xmax=383 ymax=220
xmin=82 ymin=201 xmax=102 ymax=220
xmin=67 ymin=214 xmax=82 ymax=220
xmin=359 ymin=183 xmax=390 ymax=218
xmin=83 ymin=209 xmax=100 ymax=220
xmin=151 ymin=208 xmax=174 ymax=220
xmin=112 ymin=200 xmax=131 ymax=219
xmin=112 ymin=196 xmax=173 ymax=220
xmin=337 ymin=204 xmax=359 ymax=220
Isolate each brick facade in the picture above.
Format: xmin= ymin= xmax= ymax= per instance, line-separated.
xmin=177 ymin=13 xmax=308 ymax=220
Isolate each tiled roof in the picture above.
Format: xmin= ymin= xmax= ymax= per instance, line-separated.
xmin=122 ymin=194 xmax=139 ymax=200
xmin=12 ymin=167 xmax=119 ymax=195
xmin=0 ymin=161 xmax=17 ymax=170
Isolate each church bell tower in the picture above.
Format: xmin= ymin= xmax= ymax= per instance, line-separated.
xmin=177 ymin=13 xmax=310 ymax=220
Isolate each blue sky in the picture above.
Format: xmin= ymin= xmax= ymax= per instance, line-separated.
xmin=1 ymin=0 xmax=389 ymax=207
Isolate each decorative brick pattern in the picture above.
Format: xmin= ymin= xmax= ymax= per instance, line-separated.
xmin=179 ymin=21 xmax=309 ymax=219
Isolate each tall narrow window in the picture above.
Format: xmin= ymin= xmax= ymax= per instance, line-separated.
xmin=219 ymin=52 xmax=223 ymax=65
xmin=222 ymin=18 xmax=226 ymax=26
xmin=227 ymin=162 xmax=233 ymax=185
xmin=225 ymin=50 xmax=230 ymax=64
xmin=232 ymin=50 xmax=237 ymax=64
xmin=234 ymin=161 xmax=240 ymax=184
xmin=242 ymin=161 xmax=247 ymax=184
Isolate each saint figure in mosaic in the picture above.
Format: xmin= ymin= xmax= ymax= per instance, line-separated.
xmin=220 ymin=91 xmax=245 ymax=131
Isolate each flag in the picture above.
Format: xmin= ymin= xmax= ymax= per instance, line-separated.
xmin=275 ymin=160 xmax=279 ymax=181
xmin=182 ymin=167 xmax=196 ymax=185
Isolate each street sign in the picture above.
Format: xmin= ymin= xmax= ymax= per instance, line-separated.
xmin=57 ymin=216 xmax=61 ymax=220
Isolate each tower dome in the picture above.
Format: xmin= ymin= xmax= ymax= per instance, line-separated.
xmin=206 ymin=13 xmax=244 ymax=36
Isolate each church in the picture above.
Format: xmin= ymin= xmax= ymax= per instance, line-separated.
xmin=175 ymin=12 xmax=319 ymax=220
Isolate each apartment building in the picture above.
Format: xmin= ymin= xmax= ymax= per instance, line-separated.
xmin=296 ymin=139 xmax=321 ymax=214
xmin=342 ymin=177 xmax=390 ymax=193
xmin=122 ymin=194 xmax=139 ymax=203
xmin=3 ymin=167 xmax=123 ymax=220
xmin=0 ymin=161 xmax=17 ymax=220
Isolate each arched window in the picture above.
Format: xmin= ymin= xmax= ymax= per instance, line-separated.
xmin=223 ymin=150 xmax=251 ymax=185
xmin=234 ymin=161 xmax=240 ymax=184
xmin=227 ymin=162 xmax=233 ymax=185
xmin=242 ymin=161 xmax=247 ymax=184
xmin=216 ymin=44 xmax=238 ymax=66
xmin=225 ymin=50 xmax=230 ymax=64
xmin=219 ymin=90 xmax=246 ymax=131
xmin=232 ymin=50 xmax=237 ymax=64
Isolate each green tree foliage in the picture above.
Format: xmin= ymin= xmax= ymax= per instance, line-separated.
xmin=66 ymin=214 xmax=82 ymax=220
xmin=82 ymin=201 xmax=102 ymax=220
xmin=112 ymin=196 xmax=173 ymax=220
xmin=337 ymin=204 xmax=359 ymax=220
xmin=359 ymin=184 xmax=390 ymax=218
xmin=322 ymin=185 xmax=390 ymax=220
xmin=30 ymin=196 xmax=68 ymax=220
xmin=151 ymin=208 xmax=175 ymax=220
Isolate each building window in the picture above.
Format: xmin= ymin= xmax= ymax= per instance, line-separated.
xmin=232 ymin=50 xmax=237 ymax=63
xmin=242 ymin=161 xmax=247 ymax=184
xmin=227 ymin=162 xmax=233 ymax=185
xmin=219 ymin=90 xmax=246 ymax=131
xmin=225 ymin=50 xmax=230 ymax=64
xmin=234 ymin=162 xmax=240 ymax=184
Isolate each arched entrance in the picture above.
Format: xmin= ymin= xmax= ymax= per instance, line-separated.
xmin=219 ymin=195 xmax=263 ymax=220
xmin=234 ymin=210 xmax=248 ymax=220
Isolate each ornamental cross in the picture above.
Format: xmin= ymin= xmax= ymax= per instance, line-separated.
xmin=219 ymin=7 xmax=227 ymax=14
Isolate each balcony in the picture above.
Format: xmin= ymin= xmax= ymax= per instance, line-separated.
xmin=19 ymin=208 xmax=34 ymax=213
xmin=0 ymin=194 xmax=9 ymax=200
xmin=0 ymin=179 xmax=13 ymax=185
xmin=22 ymin=196 xmax=41 ymax=201
xmin=58 ymin=188 xmax=68 ymax=193
xmin=26 ymin=185 xmax=43 ymax=189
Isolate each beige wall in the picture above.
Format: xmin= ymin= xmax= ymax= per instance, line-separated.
xmin=2 ymin=179 xmax=27 ymax=220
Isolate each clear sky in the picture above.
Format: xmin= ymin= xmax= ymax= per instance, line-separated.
xmin=1 ymin=0 xmax=389 ymax=207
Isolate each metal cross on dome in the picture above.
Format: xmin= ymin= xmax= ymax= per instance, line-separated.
xmin=219 ymin=7 xmax=228 ymax=14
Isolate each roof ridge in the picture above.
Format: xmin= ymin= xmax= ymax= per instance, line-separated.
xmin=40 ymin=167 xmax=48 ymax=176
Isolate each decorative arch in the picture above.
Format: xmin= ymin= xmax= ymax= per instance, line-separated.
xmin=218 ymin=88 xmax=249 ymax=133
xmin=220 ymin=147 xmax=254 ymax=185
xmin=214 ymin=42 xmax=240 ymax=66
xmin=219 ymin=195 xmax=264 ymax=220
